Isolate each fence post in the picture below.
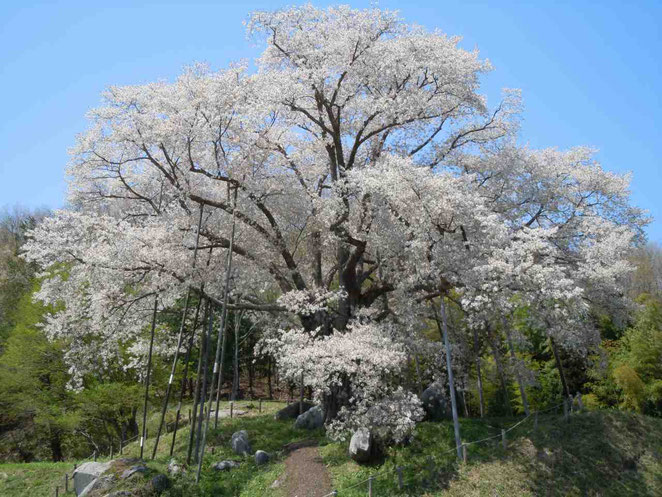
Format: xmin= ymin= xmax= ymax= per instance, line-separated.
xmin=563 ymin=398 xmax=569 ymax=422
xmin=55 ymin=486 xmax=59 ymax=497
xmin=368 ymin=475 xmax=374 ymax=497
xmin=110 ymin=444 xmax=113 ymax=459
xmin=65 ymin=473 xmax=69 ymax=492
xmin=230 ymin=401 xmax=234 ymax=419
xmin=93 ymin=450 xmax=97 ymax=462
xmin=396 ymin=466 xmax=403 ymax=490
xmin=259 ymin=398 xmax=262 ymax=413
xmin=189 ymin=408 xmax=192 ymax=425
xmin=462 ymin=443 xmax=468 ymax=463
xmin=299 ymin=371 xmax=304 ymax=415
xmin=73 ymin=463 xmax=77 ymax=472
xmin=501 ymin=429 xmax=507 ymax=450
xmin=576 ymin=392 xmax=584 ymax=412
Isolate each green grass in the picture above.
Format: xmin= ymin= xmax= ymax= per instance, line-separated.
xmin=0 ymin=461 xmax=73 ymax=497
xmin=2 ymin=406 xmax=661 ymax=496
xmin=319 ymin=410 xmax=662 ymax=497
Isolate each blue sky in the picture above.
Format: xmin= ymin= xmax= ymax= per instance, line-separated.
xmin=1 ymin=1 xmax=660 ymax=242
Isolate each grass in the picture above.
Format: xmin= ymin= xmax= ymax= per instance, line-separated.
xmin=319 ymin=409 xmax=662 ymax=497
xmin=2 ymin=405 xmax=661 ymax=496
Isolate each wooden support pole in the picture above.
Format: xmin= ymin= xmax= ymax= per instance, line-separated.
xmin=396 ymin=466 xmax=403 ymax=489
xmin=259 ymin=399 xmax=262 ymax=413
xmin=299 ymin=371 xmax=304 ymax=416
xmin=462 ymin=443 xmax=468 ymax=463
xmin=65 ymin=473 xmax=69 ymax=492
xmin=110 ymin=444 xmax=113 ymax=459
xmin=213 ymin=186 xmax=239 ymax=430
xmin=55 ymin=486 xmax=59 ymax=497
xmin=140 ymin=297 xmax=158 ymax=460
xmin=187 ymin=300 xmax=209 ymax=465
xmin=502 ymin=429 xmax=507 ymax=450
xmin=368 ymin=475 xmax=374 ymax=497
xmin=230 ymin=401 xmax=234 ymax=419
xmin=93 ymin=450 xmax=97 ymax=462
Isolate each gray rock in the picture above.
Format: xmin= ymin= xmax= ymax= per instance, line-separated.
xmin=105 ymin=492 xmax=133 ymax=497
xmin=421 ymin=383 xmax=451 ymax=421
xmin=231 ymin=430 xmax=252 ymax=455
xmin=254 ymin=450 xmax=270 ymax=465
xmin=120 ymin=464 xmax=147 ymax=479
xmin=212 ymin=460 xmax=241 ymax=471
xmin=149 ymin=474 xmax=171 ymax=494
xmin=294 ymin=405 xmax=324 ymax=430
xmin=73 ymin=461 xmax=112 ymax=496
xmin=79 ymin=474 xmax=116 ymax=497
xmin=274 ymin=401 xmax=315 ymax=420
xmin=349 ymin=428 xmax=373 ymax=462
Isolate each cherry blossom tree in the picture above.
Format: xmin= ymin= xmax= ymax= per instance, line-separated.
xmin=24 ymin=5 xmax=645 ymax=446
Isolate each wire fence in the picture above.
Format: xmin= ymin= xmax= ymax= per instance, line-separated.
xmin=319 ymin=399 xmax=576 ymax=497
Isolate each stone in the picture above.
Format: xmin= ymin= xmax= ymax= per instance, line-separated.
xmin=254 ymin=450 xmax=270 ymax=465
xmin=274 ymin=401 xmax=315 ymax=420
xmin=421 ymin=383 xmax=451 ymax=421
xmin=294 ymin=405 xmax=324 ymax=430
xmin=212 ymin=460 xmax=241 ymax=471
xmin=73 ymin=461 xmax=112 ymax=496
xmin=79 ymin=474 xmax=116 ymax=497
xmin=270 ymin=476 xmax=284 ymax=489
xmin=231 ymin=430 xmax=252 ymax=455
xmin=148 ymin=474 xmax=171 ymax=494
xmin=120 ymin=464 xmax=147 ymax=479
xmin=105 ymin=492 xmax=133 ymax=497
xmin=349 ymin=428 xmax=373 ymax=463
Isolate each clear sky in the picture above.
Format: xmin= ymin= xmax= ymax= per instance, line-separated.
xmin=1 ymin=1 xmax=660 ymax=242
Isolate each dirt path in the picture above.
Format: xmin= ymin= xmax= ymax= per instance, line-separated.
xmin=282 ymin=442 xmax=333 ymax=497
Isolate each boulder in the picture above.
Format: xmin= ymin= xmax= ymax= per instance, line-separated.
xmin=79 ymin=474 xmax=116 ymax=497
xmin=254 ymin=450 xmax=270 ymax=465
xmin=421 ymin=383 xmax=451 ymax=421
xmin=73 ymin=461 xmax=112 ymax=496
xmin=274 ymin=401 xmax=315 ymax=420
xmin=349 ymin=428 xmax=373 ymax=463
xmin=294 ymin=405 xmax=324 ymax=430
xmin=120 ymin=464 xmax=147 ymax=479
xmin=212 ymin=460 xmax=241 ymax=471
xmin=149 ymin=474 xmax=171 ymax=494
xmin=231 ymin=430 xmax=252 ymax=455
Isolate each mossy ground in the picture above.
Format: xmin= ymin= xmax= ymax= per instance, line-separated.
xmin=2 ymin=404 xmax=661 ymax=496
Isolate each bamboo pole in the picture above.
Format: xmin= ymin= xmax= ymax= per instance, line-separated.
xmin=435 ymin=298 xmax=463 ymax=459
xmin=193 ymin=300 xmax=212 ymax=464
xmin=213 ymin=185 xmax=238 ymax=428
xmin=140 ymin=297 xmax=158 ymax=459
xmin=187 ymin=300 xmax=210 ymax=464
xmin=169 ymin=294 xmax=204 ymax=456
xmin=152 ymin=205 xmax=204 ymax=459
xmin=503 ymin=315 xmax=530 ymax=416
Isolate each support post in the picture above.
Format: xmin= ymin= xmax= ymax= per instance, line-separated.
xmin=55 ymin=486 xmax=59 ymax=497
xmin=213 ymin=186 xmax=239 ymax=429
xmin=230 ymin=401 xmax=234 ymax=419
xmin=299 ymin=371 xmax=304 ymax=416
xmin=435 ymin=298 xmax=462 ymax=459
xmin=93 ymin=450 xmax=97 ymax=462
xmin=140 ymin=297 xmax=158 ymax=460
xmin=564 ymin=398 xmax=569 ymax=422
xmin=259 ymin=399 xmax=262 ymax=413
xmin=65 ymin=473 xmax=69 ymax=492
xmin=368 ymin=475 xmax=374 ymax=497
xmin=187 ymin=300 xmax=209 ymax=465
xmin=462 ymin=443 xmax=468 ymax=463
xmin=396 ymin=466 xmax=403 ymax=490
xmin=501 ymin=429 xmax=507 ymax=450
xmin=472 ymin=327 xmax=485 ymax=418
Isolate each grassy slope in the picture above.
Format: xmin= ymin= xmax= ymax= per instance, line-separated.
xmin=2 ymin=405 xmax=661 ymax=496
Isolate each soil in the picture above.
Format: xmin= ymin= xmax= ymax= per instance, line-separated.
xmin=283 ymin=444 xmax=333 ymax=497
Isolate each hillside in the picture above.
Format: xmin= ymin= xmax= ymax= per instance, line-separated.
xmin=1 ymin=403 xmax=661 ymax=497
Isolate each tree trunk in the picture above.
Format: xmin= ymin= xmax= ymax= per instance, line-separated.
xmin=503 ymin=317 xmax=530 ymax=416
xmin=472 ymin=327 xmax=485 ymax=418
xmin=549 ymin=336 xmax=571 ymax=399
xmin=488 ymin=322 xmax=513 ymax=417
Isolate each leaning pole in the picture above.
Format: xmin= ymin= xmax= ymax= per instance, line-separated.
xmin=439 ymin=297 xmax=463 ymax=459
xmin=213 ymin=185 xmax=238 ymax=428
xmin=197 ymin=185 xmax=238 ymax=483
xmin=140 ymin=296 xmax=159 ymax=459
xmin=151 ymin=204 xmax=205 ymax=459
